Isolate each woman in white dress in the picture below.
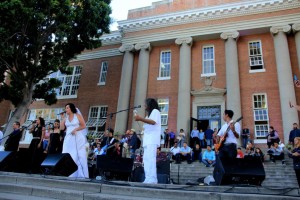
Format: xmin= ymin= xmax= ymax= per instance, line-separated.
xmin=60 ymin=103 xmax=89 ymax=178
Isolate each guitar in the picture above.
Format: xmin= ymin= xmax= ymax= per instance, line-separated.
xmin=214 ymin=116 xmax=243 ymax=152
xmin=99 ymin=137 xmax=128 ymax=155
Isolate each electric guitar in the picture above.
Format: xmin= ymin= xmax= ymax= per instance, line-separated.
xmin=99 ymin=137 xmax=128 ymax=155
xmin=214 ymin=116 xmax=243 ymax=152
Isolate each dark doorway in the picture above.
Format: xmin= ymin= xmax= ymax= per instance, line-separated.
xmin=190 ymin=117 xmax=209 ymax=147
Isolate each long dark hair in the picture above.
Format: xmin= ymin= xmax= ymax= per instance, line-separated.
xmin=145 ymin=98 xmax=160 ymax=117
xmin=38 ymin=117 xmax=45 ymax=127
xmin=65 ymin=103 xmax=77 ymax=113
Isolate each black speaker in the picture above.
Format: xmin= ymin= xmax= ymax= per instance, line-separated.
xmin=97 ymin=155 xmax=133 ymax=174
xmin=213 ymin=156 xmax=265 ymax=186
xmin=41 ymin=153 xmax=78 ymax=176
xmin=157 ymin=160 xmax=170 ymax=174
xmin=0 ymin=151 xmax=15 ymax=171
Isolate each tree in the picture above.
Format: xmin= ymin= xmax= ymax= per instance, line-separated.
xmin=0 ymin=0 xmax=112 ymax=139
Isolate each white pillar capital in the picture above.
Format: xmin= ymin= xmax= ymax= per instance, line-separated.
xmin=135 ymin=43 xmax=151 ymax=51
xmin=175 ymin=37 xmax=193 ymax=46
xmin=119 ymin=44 xmax=135 ymax=53
xmin=292 ymin=23 xmax=300 ymax=33
xmin=270 ymin=25 xmax=291 ymax=35
xmin=220 ymin=31 xmax=239 ymax=40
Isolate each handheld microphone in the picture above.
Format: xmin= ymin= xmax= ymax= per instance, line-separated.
xmin=134 ymin=105 xmax=141 ymax=108
xmin=57 ymin=111 xmax=66 ymax=115
xmin=133 ymin=109 xmax=138 ymax=116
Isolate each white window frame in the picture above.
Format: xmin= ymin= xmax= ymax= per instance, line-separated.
xmin=49 ymin=65 xmax=82 ymax=99
xmin=157 ymin=50 xmax=171 ymax=80
xmin=201 ymin=45 xmax=216 ymax=77
xmin=253 ymin=93 xmax=269 ymax=138
xmin=86 ymin=106 xmax=108 ymax=138
xmin=98 ymin=61 xmax=108 ymax=86
xmin=158 ymin=99 xmax=169 ymax=126
xmin=248 ymin=40 xmax=265 ymax=73
xmin=27 ymin=108 xmax=64 ymax=125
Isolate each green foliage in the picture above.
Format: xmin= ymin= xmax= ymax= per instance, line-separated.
xmin=0 ymin=0 xmax=112 ymax=106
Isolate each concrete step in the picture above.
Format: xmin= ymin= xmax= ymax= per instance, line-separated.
xmin=0 ymin=172 xmax=299 ymax=199
xmin=0 ymin=192 xmax=62 ymax=200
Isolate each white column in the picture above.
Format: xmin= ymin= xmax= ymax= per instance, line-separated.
xmin=175 ymin=37 xmax=193 ymax=134
xmin=132 ymin=43 xmax=151 ymax=131
xmin=114 ymin=44 xmax=135 ymax=134
xmin=220 ymin=31 xmax=242 ymax=120
xmin=292 ymin=23 xmax=300 ymax=71
xmin=270 ymin=25 xmax=299 ymax=143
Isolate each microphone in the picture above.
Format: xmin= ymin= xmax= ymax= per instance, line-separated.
xmin=134 ymin=105 xmax=141 ymax=108
xmin=57 ymin=111 xmax=66 ymax=115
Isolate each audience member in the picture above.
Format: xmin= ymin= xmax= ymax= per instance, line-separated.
xmin=204 ymin=126 xmax=214 ymax=147
xmin=267 ymin=126 xmax=280 ymax=148
xmin=241 ymin=127 xmax=250 ymax=149
xmin=289 ymin=123 xmax=300 ymax=146
xmin=164 ymin=128 xmax=169 ymax=148
xmin=202 ymin=145 xmax=216 ymax=167
xmin=192 ymin=144 xmax=202 ymax=162
xmin=190 ymin=126 xmax=199 ymax=148
xmin=129 ymin=129 xmax=138 ymax=159
xmin=254 ymin=147 xmax=265 ymax=163
xmin=169 ymin=129 xmax=176 ymax=147
xmin=199 ymin=129 xmax=205 ymax=148
xmin=169 ymin=142 xmax=181 ymax=164
xmin=236 ymin=147 xmax=244 ymax=158
xmin=177 ymin=129 xmax=186 ymax=148
xmin=156 ymin=147 xmax=168 ymax=162
xmin=179 ymin=142 xmax=192 ymax=164
xmin=268 ymin=142 xmax=285 ymax=165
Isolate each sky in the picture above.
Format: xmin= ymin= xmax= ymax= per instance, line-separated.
xmin=110 ymin=0 xmax=161 ymax=31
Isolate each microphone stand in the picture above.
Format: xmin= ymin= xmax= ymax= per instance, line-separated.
xmin=105 ymin=105 xmax=141 ymax=142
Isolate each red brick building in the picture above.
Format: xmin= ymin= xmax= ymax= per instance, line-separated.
xmin=1 ymin=0 xmax=300 ymax=146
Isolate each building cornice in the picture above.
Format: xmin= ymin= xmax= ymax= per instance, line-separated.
xmin=121 ymin=13 xmax=300 ymax=44
xmin=118 ymin=0 xmax=300 ymax=33
xmin=100 ymin=31 xmax=122 ymax=46
xmin=71 ymin=48 xmax=123 ymax=62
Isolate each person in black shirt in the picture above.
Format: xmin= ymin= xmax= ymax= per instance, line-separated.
xmin=28 ymin=117 xmax=45 ymax=173
xmin=5 ymin=121 xmax=22 ymax=152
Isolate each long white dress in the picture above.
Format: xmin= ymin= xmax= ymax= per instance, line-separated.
xmin=62 ymin=114 xmax=89 ymax=178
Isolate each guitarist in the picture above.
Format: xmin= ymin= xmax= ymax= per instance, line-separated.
xmin=216 ymin=110 xmax=241 ymax=160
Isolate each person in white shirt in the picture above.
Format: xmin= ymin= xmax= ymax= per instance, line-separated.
xmin=134 ymin=98 xmax=161 ymax=184
xmin=217 ymin=110 xmax=241 ymax=160
xmin=169 ymin=141 xmax=181 ymax=163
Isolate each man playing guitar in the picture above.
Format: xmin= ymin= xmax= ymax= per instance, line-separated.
xmin=216 ymin=110 xmax=241 ymax=160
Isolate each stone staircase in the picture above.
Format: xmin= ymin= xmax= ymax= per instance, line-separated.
xmin=169 ymin=151 xmax=298 ymax=188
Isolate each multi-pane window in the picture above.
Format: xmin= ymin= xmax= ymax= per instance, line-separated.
xmin=159 ymin=51 xmax=171 ymax=78
xmin=202 ymin=46 xmax=215 ymax=75
xmin=99 ymin=61 xmax=108 ymax=85
xmin=86 ymin=106 xmax=108 ymax=138
xmin=26 ymin=108 xmax=64 ymax=126
xmin=158 ymin=99 xmax=169 ymax=126
xmin=253 ymin=94 xmax=269 ymax=138
xmin=49 ymin=65 xmax=82 ymax=98
xmin=249 ymin=41 xmax=264 ymax=70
